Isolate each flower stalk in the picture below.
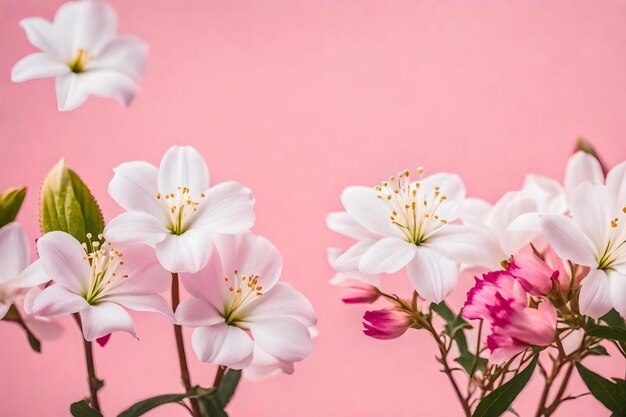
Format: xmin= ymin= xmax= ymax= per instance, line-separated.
xmin=171 ymin=273 xmax=201 ymax=417
xmin=73 ymin=314 xmax=101 ymax=412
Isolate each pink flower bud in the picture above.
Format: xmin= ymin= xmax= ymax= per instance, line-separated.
xmin=341 ymin=280 xmax=380 ymax=304
xmin=506 ymin=253 xmax=558 ymax=296
xmin=363 ymin=308 xmax=411 ymax=340
xmin=96 ymin=334 xmax=111 ymax=347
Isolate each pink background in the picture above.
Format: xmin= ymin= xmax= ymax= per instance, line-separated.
xmin=1 ymin=1 xmax=625 ymax=416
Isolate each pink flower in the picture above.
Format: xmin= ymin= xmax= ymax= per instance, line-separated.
xmin=487 ymin=297 xmax=557 ymax=364
xmin=462 ymin=270 xmax=527 ymax=321
xmin=463 ymin=269 xmax=557 ymax=363
xmin=327 ymin=247 xmax=380 ymax=304
xmin=340 ymin=281 xmax=379 ymax=304
xmin=506 ymin=253 xmax=558 ymax=296
xmin=363 ymin=308 xmax=411 ymax=340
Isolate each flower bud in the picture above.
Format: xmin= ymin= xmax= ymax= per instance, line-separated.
xmin=506 ymin=253 xmax=558 ymax=296
xmin=341 ymin=280 xmax=380 ymax=304
xmin=363 ymin=308 xmax=411 ymax=340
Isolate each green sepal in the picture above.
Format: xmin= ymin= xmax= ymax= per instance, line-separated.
xmin=70 ymin=400 xmax=103 ymax=417
xmin=0 ymin=186 xmax=27 ymax=228
xmin=40 ymin=159 xmax=104 ymax=243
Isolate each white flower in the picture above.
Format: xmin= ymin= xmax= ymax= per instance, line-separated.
xmin=11 ymin=0 xmax=148 ymax=111
xmin=175 ymin=233 xmax=316 ymax=371
xmin=331 ymin=169 xmax=492 ymax=303
xmin=29 ymin=231 xmax=172 ymax=341
xmin=104 ymin=146 xmax=255 ymax=273
xmin=0 ymin=223 xmax=51 ymax=318
xmin=540 ymin=160 xmax=626 ymax=318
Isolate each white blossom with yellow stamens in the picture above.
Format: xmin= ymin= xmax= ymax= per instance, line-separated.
xmin=11 ymin=0 xmax=148 ymax=111
xmin=175 ymin=233 xmax=316 ymax=372
xmin=29 ymin=231 xmax=172 ymax=341
xmin=104 ymin=145 xmax=255 ymax=273
xmin=331 ymin=169 xmax=494 ymax=303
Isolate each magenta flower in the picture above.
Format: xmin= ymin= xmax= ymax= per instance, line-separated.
xmin=486 ymin=296 xmax=557 ymax=364
xmin=462 ymin=270 xmax=527 ymax=321
xmin=506 ymin=253 xmax=559 ymax=296
xmin=363 ymin=308 xmax=411 ymax=340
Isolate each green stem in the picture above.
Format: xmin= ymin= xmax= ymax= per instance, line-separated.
xmin=171 ymin=273 xmax=202 ymax=417
xmin=73 ymin=314 xmax=101 ymax=411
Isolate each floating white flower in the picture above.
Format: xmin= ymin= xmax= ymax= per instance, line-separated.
xmin=11 ymin=0 xmax=148 ymax=111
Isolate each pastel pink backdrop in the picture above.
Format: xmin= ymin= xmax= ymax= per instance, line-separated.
xmin=1 ymin=1 xmax=625 ymax=416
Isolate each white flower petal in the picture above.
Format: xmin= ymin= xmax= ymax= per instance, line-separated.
xmin=92 ymin=36 xmax=148 ymax=80
xmin=407 ymin=247 xmax=458 ymax=303
xmin=106 ymin=243 xmax=171 ymax=295
xmin=191 ymin=323 xmax=253 ymax=367
xmin=570 ymin=183 xmax=614 ymax=251
xmin=0 ymin=303 xmax=10 ymax=319
xmin=108 ymin=161 xmax=170 ymax=223
xmin=175 ymin=298 xmax=224 ymax=327
xmin=158 ymin=146 xmax=209 ymax=198
xmin=333 ymin=241 xmax=373 ymax=272
xmin=459 ymin=198 xmax=493 ymax=226
xmin=427 ymin=224 xmax=501 ymax=268
xmin=0 ymin=223 xmax=29 ymax=282
xmin=239 ymin=282 xmax=316 ymax=327
xmin=606 ymin=161 xmax=626 ymax=210
xmin=326 ymin=211 xmax=379 ymax=241
xmin=109 ymin=294 xmax=173 ymax=320
xmin=78 ymin=70 xmax=139 ymax=107
xmin=579 ymin=269 xmax=613 ymax=318
xmin=340 ymin=186 xmax=400 ymax=237
xmin=15 ymin=260 xmax=51 ymax=288
xmin=191 ymin=181 xmax=255 ymax=234
xmin=104 ymin=212 xmax=169 ymax=245
xmin=54 ymin=0 xmax=118 ymax=55
xmin=327 ymin=248 xmax=380 ymax=286
xmin=37 ymin=231 xmax=90 ymax=293
xmin=179 ymin=247 xmax=224 ymax=307
xmin=155 ymin=229 xmax=214 ymax=273
xmin=564 ymin=151 xmax=604 ymax=201
xmin=214 ymin=233 xmax=282 ymax=292
xmin=358 ymin=237 xmax=416 ymax=274
xmin=55 ymin=73 xmax=88 ymax=111
xmin=11 ymin=53 xmax=69 ymax=82
xmin=540 ymin=215 xmax=596 ymax=266
xmin=31 ymin=284 xmax=89 ymax=317
xmin=507 ymin=212 xmax=541 ymax=232
xmin=610 ymin=272 xmax=626 ymax=319
xmin=244 ymin=345 xmax=294 ymax=381
xmin=522 ymin=174 xmax=567 ymax=215
xmin=249 ymin=316 xmax=313 ymax=362
xmin=80 ymin=302 xmax=135 ymax=341
xmin=19 ymin=17 xmax=65 ymax=57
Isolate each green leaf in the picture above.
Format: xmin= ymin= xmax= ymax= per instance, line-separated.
xmin=601 ymin=309 xmax=625 ymax=328
xmin=70 ymin=400 xmax=103 ymax=417
xmin=587 ymin=325 xmax=626 ymax=343
xmin=586 ymin=345 xmax=610 ymax=356
xmin=40 ymin=159 xmax=104 ymax=244
xmin=472 ymin=355 xmax=539 ymax=417
xmin=200 ymin=369 xmax=242 ymax=416
xmin=455 ymin=353 xmax=488 ymax=374
xmin=118 ymin=393 xmax=194 ymax=417
xmin=0 ymin=187 xmax=27 ymax=228
xmin=576 ymin=362 xmax=626 ymax=415
xmin=3 ymin=305 xmax=41 ymax=353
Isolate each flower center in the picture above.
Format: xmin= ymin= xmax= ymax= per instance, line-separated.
xmin=375 ymin=168 xmax=449 ymax=245
xmin=157 ymin=187 xmax=204 ymax=235
xmin=597 ymin=206 xmax=626 ymax=270
xmin=81 ymin=234 xmax=127 ymax=304
xmin=222 ymin=269 xmax=264 ymax=325
xmin=67 ymin=49 xmax=90 ymax=73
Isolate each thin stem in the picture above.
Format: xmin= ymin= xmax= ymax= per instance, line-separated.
xmin=213 ymin=365 xmax=227 ymax=387
xmin=72 ymin=314 xmax=101 ymax=411
xmin=421 ymin=318 xmax=472 ymax=417
xmin=171 ymin=273 xmax=202 ymax=417
xmin=544 ymin=363 xmax=575 ymax=416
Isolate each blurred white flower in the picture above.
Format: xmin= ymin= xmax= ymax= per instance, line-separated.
xmin=11 ymin=0 xmax=148 ymax=111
